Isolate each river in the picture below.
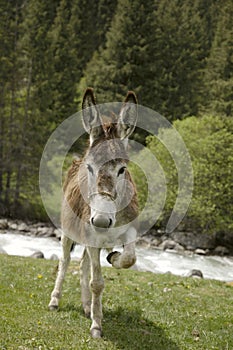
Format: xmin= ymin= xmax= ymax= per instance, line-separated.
xmin=1 ymin=232 xmax=233 ymax=282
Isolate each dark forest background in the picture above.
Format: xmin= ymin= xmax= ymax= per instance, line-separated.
xmin=0 ymin=0 xmax=232 ymax=233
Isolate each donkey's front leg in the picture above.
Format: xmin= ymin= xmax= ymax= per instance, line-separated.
xmin=107 ymin=227 xmax=137 ymax=269
xmin=87 ymin=247 xmax=104 ymax=338
xmin=48 ymin=235 xmax=73 ymax=310
xmin=80 ymin=247 xmax=91 ymax=318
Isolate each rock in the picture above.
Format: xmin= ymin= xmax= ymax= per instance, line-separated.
xmin=159 ymin=239 xmax=177 ymax=251
xmin=18 ymin=222 xmax=29 ymax=232
xmin=150 ymin=238 xmax=162 ymax=248
xmin=136 ymin=237 xmax=151 ymax=248
xmin=187 ymin=269 xmax=203 ymax=278
xmin=36 ymin=227 xmax=54 ymax=237
xmin=213 ymin=246 xmax=229 ymax=256
xmin=170 ymin=231 xmax=216 ymax=250
xmin=32 ymin=222 xmax=48 ymax=228
xmin=186 ymin=245 xmax=196 ymax=251
xmin=54 ymin=228 xmax=62 ymax=239
xmin=0 ymin=219 xmax=8 ymax=230
xmin=9 ymin=222 xmax=18 ymax=230
xmin=28 ymin=227 xmax=38 ymax=236
xmin=174 ymin=243 xmax=185 ymax=252
xmin=50 ymin=254 xmax=59 ymax=260
xmin=215 ymin=232 xmax=233 ymax=252
xmin=30 ymin=251 xmax=44 ymax=259
xmin=48 ymin=228 xmax=56 ymax=237
xmin=195 ymin=248 xmax=206 ymax=255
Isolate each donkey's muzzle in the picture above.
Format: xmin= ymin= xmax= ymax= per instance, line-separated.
xmin=91 ymin=215 xmax=113 ymax=230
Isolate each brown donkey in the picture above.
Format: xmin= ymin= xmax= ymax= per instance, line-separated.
xmin=48 ymin=88 xmax=139 ymax=338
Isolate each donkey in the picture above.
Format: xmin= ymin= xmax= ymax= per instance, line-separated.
xmin=48 ymin=88 xmax=139 ymax=338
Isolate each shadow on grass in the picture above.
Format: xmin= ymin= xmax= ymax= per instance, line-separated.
xmin=59 ymin=304 xmax=180 ymax=349
xmin=103 ymin=307 xmax=180 ymax=350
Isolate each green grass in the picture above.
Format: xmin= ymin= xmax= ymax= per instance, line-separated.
xmin=0 ymin=254 xmax=233 ymax=350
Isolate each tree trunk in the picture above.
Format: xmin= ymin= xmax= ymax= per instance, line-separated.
xmin=13 ymin=59 xmax=33 ymax=214
xmin=0 ymin=87 xmax=4 ymax=204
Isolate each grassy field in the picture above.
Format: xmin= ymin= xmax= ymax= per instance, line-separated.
xmin=0 ymin=254 xmax=233 ymax=350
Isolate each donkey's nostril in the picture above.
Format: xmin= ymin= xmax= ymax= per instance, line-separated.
xmin=91 ymin=215 xmax=112 ymax=230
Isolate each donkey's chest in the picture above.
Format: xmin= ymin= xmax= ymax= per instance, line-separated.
xmin=87 ymin=223 xmax=128 ymax=247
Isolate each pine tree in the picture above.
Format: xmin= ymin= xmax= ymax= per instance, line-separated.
xmin=21 ymin=0 xmax=59 ymax=116
xmin=96 ymin=0 xmax=118 ymax=47
xmin=81 ymin=0 xmax=157 ymax=104
xmin=49 ymin=0 xmax=118 ymax=117
xmin=81 ymin=0 xmax=209 ymax=120
xmin=0 ymin=0 xmax=59 ymax=217
xmin=0 ymin=0 xmax=14 ymax=209
xmin=8 ymin=0 xmax=61 ymax=217
xmin=203 ymin=0 xmax=233 ymax=116
xmin=149 ymin=0 xmax=210 ymax=119
xmin=0 ymin=0 xmax=25 ymax=214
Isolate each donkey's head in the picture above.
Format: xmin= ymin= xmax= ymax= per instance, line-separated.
xmin=81 ymin=88 xmax=137 ymax=232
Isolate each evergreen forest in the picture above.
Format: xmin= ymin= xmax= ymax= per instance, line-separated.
xmin=0 ymin=0 xmax=232 ymax=233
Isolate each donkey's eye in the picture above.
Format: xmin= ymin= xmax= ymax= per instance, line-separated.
xmin=86 ymin=164 xmax=94 ymax=175
xmin=117 ymin=166 xmax=126 ymax=176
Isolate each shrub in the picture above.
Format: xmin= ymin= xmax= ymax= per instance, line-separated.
xmin=130 ymin=115 xmax=233 ymax=233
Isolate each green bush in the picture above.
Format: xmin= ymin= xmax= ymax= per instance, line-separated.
xmin=130 ymin=115 xmax=233 ymax=233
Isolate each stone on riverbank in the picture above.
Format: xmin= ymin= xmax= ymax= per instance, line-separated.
xmin=0 ymin=219 xmax=8 ymax=230
xmin=213 ymin=246 xmax=229 ymax=256
xmin=30 ymin=251 xmax=44 ymax=259
xmin=187 ymin=269 xmax=204 ymax=279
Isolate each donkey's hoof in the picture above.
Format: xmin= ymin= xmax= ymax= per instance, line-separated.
xmin=106 ymin=251 xmax=121 ymax=264
xmin=48 ymin=296 xmax=59 ymax=311
xmin=48 ymin=300 xmax=58 ymax=311
xmin=91 ymin=327 xmax=102 ymax=338
xmin=83 ymin=306 xmax=91 ymax=318
xmin=48 ymin=304 xmax=58 ymax=311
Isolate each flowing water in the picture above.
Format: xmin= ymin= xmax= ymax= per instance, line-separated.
xmin=1 ymin=232 xmax=233 ymax=282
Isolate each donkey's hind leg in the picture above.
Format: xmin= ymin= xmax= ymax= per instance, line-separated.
xmin=48 ymin=235 xmax=73 ymax=310
xmin=80 ymin=247 xmax=91 ymax=317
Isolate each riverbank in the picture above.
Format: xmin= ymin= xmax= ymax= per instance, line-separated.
xmin=0 ymin=218 xmax=232 ymax=257
xmin=2 ymin=231 xmax=233 ymax=281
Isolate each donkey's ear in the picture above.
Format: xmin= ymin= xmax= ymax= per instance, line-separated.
xmin=118 ymin=91 xmax=138 ymax=139
xmin=82 ymin=88 xmax=104 ymax=143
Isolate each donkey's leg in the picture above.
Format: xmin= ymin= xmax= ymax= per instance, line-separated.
xmin=48 ymin=235 xmax=73 ymax=310
xmin=80 ymin=247 xmax=91 ymax=318
xmin=87 ymin=247 xmax=104 ymax=338
xmin=107 ymin=227 xmax=137 ymax=269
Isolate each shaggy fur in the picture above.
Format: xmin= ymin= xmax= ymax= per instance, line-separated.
xmin=49 ymin=89 xmax=138 ymax=338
